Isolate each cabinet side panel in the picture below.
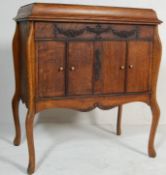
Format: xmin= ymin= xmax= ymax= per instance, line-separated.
xmin=151 ymin=27 xmax=162 ymax=101
xmin=19 ymin=22 xmax=29 ymax=105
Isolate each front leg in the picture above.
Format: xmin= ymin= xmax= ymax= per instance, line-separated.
xmin=148 ymin=99 xmax=160 ymax=157
xmin=148 ymin=26 xmax=162 ymax=158
xmin=26 ymin=110 xmax=36 ymax=174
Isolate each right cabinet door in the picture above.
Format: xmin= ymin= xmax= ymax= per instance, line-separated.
xmin=127 ymin=41 xmax=152 ymax=92
xmin=94 ymin=41 xmax=126 ymax=94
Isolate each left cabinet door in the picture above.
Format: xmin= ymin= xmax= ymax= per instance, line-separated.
xmin=37 ymin=41 xmax=65 ymax=98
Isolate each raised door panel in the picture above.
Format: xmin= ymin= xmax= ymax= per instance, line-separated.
xmin=127 ymin=41 xmax=152 ymax=92
xmin=68 ymin=42 xmax=94 ymax=95
xmin=94 ymin=41 xmax=126 ymax=94
xmin=37 ymin=41 xmax=65 ymax=98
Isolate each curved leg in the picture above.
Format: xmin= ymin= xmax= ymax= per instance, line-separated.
xmin=12 ymin=23 xmax=21 ymax=146
xmin=12 ymin=94 xmax=21 ymax=146
xmin=117 ymin=105 xmax=123 ymax=135
xmin=26 ymin=111 xmax=35 ymax=174
xmin=148 ymin=100 xmax=160 ymax=157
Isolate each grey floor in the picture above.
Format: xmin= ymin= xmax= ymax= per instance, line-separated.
xmin=0 ymin=123 xmax=166 ymax=175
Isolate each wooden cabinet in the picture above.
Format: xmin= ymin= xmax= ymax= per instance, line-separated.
xmin=12 ymin=3 xmax=162 ymax=174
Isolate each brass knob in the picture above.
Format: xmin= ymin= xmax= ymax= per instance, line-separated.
xmin=59 ymin=66 xmax=64 ymax=71
xmin=129 ymin=65 xmax=134 ymax=69
xmin=70 ymin=66 xmax=75 ymax=71
xmin=120 ymin=65 xmax=125 ymax=70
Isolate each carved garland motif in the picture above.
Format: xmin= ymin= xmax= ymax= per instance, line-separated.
xmin=111 ymin=28 xmax=137 ymax=38
xmin=95 ymin=49 xmax=101 ymax=81
xmin=86 ymin=24 xmax=110 ymax=38
xmin=54 ymin=24 xmax=138 ymax=39
xmin=54 ymin=24 xmax=85 ymax=38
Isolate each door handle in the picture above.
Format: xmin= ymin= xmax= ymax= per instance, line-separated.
xmin=70 ymin=66 xmax=76 ymax=71
xmin=59 ymin=66 xmax=64 ymax=72
xmin=120 ymin=65 xmax=125 ymax=70
xmin=129 ymin=65 xmax=134 ymax=69
xmin=95 ymin=49 xmax=101 ymax=81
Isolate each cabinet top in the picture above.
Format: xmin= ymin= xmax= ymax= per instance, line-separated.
xmin=14 ymin=3 xmax=161 ymax=25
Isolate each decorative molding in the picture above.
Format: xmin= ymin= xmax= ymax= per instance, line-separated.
xmin=36 ymin=93 xmax=150 ymax=113
xmin=77 ymin=104 xmax=116 ymax=112
xmin=54 ymin=23 xmax=138 ymax=39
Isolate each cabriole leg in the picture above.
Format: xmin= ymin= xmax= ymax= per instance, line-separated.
xmin=12 ymin=94 xmax=21 ymax=146
xmin=148 ymin=99 xmax=160 ymax=157
xmin=12 ymin=23 xmax=21 ymax=146
xmin=26 ymin=110 xmax=35 ymax=174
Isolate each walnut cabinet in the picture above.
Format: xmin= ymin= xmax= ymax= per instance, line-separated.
xmin=12 ymin=3 xmax=162 ymax=174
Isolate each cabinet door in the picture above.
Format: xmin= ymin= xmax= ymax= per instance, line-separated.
xmin=127 ymin=41 xmax=152 ymax=92
xmin=68 ymin=42 xmax=94 ymax=95
xmin=94 ymin=41 xmax=126 ymax=94
xmin=38 ymin=41 xmax=65 ymax=97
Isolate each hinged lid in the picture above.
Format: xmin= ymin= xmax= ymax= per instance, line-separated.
xmin=14 ymin=3 xmax=162 ymax=25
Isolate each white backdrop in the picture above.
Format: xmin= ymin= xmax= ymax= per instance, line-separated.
xmin=0 ymin=0 xmax=165 ymax=126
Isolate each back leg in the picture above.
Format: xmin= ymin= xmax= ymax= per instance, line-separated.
xmin=117 ymin=105 xmax=123 ymax=135
xmin=12 ymin=23 xmax=21 ymax=146
xmin=12 ymin=94 xmax=21 ymax=146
